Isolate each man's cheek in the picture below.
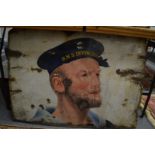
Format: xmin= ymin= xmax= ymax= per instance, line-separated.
xmin=70 ymin=86 xmax=88 ymax=98
xmin=73 ymin=82 xmax=89 ymax=90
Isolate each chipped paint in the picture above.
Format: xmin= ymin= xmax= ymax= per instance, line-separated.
xmin=124 ymin=98 xmax=128 ymax=102
xmin=11 ymin=66 xmax=23 ymax=69
xmin=131 ymin=77 xmax=144 ymax=85
xmin=9 ymin=77 xmax=16 ymax=82
xmin=10 ymin=89 xmax=22 ymax=95
xmin=137 ymin=55 xmax=147 ymax=60
xmin=31 ymin=67 xmax=42 ymax=73
xmin=8 ymin=49 xmax=27 ymax=58
xmin=122 ymin=103 xmax=127 ymax=107
xmin=39 ymin=104 xmax=44 ymax=109
xmin=31 ymin=104 xmax=35 ymax=109
xmin=46 ymin=98 xmax=51 ymax=104
xmin=116 ymin=69 xmax=143 ymax=77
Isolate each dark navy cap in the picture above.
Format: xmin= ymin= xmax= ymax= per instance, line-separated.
xmin=37 ymin=38 xmax=109 ymax=74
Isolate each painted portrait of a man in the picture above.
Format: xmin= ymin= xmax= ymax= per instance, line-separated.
xmin=31 ymin=38 xmax=114 ymax=128
xmin=9 ymin=30 xmax=145 ymax=128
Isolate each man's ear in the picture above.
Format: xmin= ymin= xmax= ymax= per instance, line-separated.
xmin=51 ymin=76 xmax=65 ymax=93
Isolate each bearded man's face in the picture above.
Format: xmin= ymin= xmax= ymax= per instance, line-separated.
xmin=62 ymin=58 xmax=102 ymax=109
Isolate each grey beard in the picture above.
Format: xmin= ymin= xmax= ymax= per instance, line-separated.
xmin=70 ymin=96 xmax=101 ymax=110
xmin=63 ymin=77 xmax=101 ymax=110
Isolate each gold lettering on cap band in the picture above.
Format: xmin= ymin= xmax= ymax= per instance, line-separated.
xmin=61 ymin=51 xmax=98 ymax=62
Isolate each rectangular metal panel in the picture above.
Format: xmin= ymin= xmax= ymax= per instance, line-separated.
xmin=8 ymin=29 xmax=146 ymax=128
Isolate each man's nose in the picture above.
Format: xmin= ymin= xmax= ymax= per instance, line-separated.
xmin=90 ymin=75 xmax=100 ymax=90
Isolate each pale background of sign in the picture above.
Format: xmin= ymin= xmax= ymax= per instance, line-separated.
xmin=8 ymin=29 xmax=146 ymax=127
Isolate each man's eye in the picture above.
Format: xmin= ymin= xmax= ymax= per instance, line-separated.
xmin=82 ymin=73 xmax=88 ymax=77
xmin=96 ymin=73 xmax=100 ymax=77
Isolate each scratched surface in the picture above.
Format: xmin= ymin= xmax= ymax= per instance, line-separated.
xmin=8 ymin=29 xmax=146 ymax=128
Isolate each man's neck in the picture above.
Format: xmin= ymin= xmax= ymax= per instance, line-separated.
xmin=52 ymin=95 xmax=91 ymax=125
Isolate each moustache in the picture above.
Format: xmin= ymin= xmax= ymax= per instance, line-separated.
xmin=89 ymin=89 xmax=100 ymax=94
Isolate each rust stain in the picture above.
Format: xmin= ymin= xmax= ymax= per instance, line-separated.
xmin=137 ymin=55 xmax=146 ymax=60
xmin=8 ymin=49 xmax=27 ymax=58
xmin=122 ymin=99 xmax=128 ymax=107
xmin=31 ymin=104 xmax=35 ymax=109
xmin=124 ymin=98 xmax=128 ymax=102
xmin=10 ymin=89 xmax=22 ymax=95
xmin=131 ymin=77 xmax=144 ymax=85
xmin=46 ymin=98 xmax=51 ymax=104
xmin=31 ymin=67 xmax=42 ymax=73
xmin=127 ymin=53 xmax=133 ymax=56
xmin=116 ymin=69 xmax=143 ymax=77
xmin=122 ymin=103 xmax=127 ymax=107
xmin=9 ymin=77 xmax=16 ymax=82
xmin=39 ymin=104 xmax=44 ymax=109
xmin=11 ymin=66 xmax=23 ymax=69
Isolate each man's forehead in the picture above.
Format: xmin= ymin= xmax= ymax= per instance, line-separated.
xmin=73 ymin=57 xmax=99 ymax=65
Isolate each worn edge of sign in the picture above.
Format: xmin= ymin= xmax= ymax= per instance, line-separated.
xmin=86 ymin=26 xmax=155 ymax=39
xmin=12 ymin=26 xmax=83 ymax=32
xmin=11 ymin=26 xmax=155 ymax=39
